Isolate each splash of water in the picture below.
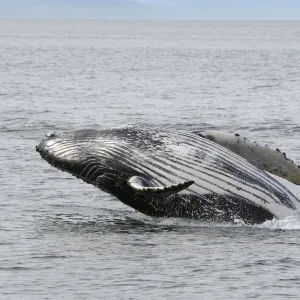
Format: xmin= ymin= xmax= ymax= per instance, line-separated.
xmin=256 ymin=213 xmax=300 ymax=230
xmin=133 ymin=212 xmax=300 ymax=230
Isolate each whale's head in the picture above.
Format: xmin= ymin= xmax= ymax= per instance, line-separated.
xmin=36 ymin=129 xmax=140 ymax=189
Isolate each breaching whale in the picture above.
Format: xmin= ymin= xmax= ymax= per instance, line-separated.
xmin=36 ymin=124 xmax=300 ymax=224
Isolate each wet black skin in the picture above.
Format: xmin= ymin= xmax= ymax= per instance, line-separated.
xmin=36 ymin=132 xmax=274 ymax=224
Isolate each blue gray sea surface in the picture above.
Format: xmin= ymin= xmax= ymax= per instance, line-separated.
xmin=1 ymin=19 xmax=300 ymax=300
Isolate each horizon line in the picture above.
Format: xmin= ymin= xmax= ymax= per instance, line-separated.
xmin=1 ymin=17 xmax=300 ymax=22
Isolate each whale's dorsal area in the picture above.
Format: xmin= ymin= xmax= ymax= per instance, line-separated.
xmin=196 ymin=131 xmax=300 ymax=186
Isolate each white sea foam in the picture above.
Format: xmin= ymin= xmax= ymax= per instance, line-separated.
xmin=139 ymin=213 xmax=300 ymax=230
xmin=256 ymin=213 xmax=300 ymax=230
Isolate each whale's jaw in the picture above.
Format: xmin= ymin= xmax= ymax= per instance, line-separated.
xmin=36 ymin=132 xmax=100 ymax=185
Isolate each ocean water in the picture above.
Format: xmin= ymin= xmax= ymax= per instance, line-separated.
xmin=1 ymin=19 xmax=300 ymax=299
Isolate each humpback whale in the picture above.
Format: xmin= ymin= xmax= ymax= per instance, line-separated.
xmin=36 ymin=124 xmax=300 ymax=224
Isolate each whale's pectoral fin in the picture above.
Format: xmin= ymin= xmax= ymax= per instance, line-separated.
xmin=128 ymin=176 xmax=194 ymax=197
xmin=193 ymin=130 xmax=300 ymax=186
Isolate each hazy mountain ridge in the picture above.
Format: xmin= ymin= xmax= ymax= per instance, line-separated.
xmin=0 ymin=0 xmax=299 ymax=19
xmin=0 ymin=0 xmax=155 ymax=18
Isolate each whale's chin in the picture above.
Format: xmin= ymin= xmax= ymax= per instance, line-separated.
xmin=36 ymin=143 xmax=92 ymax=185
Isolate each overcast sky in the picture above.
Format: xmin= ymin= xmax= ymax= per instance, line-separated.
xmin=1 ymin=0 xmax=300 ymax=19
